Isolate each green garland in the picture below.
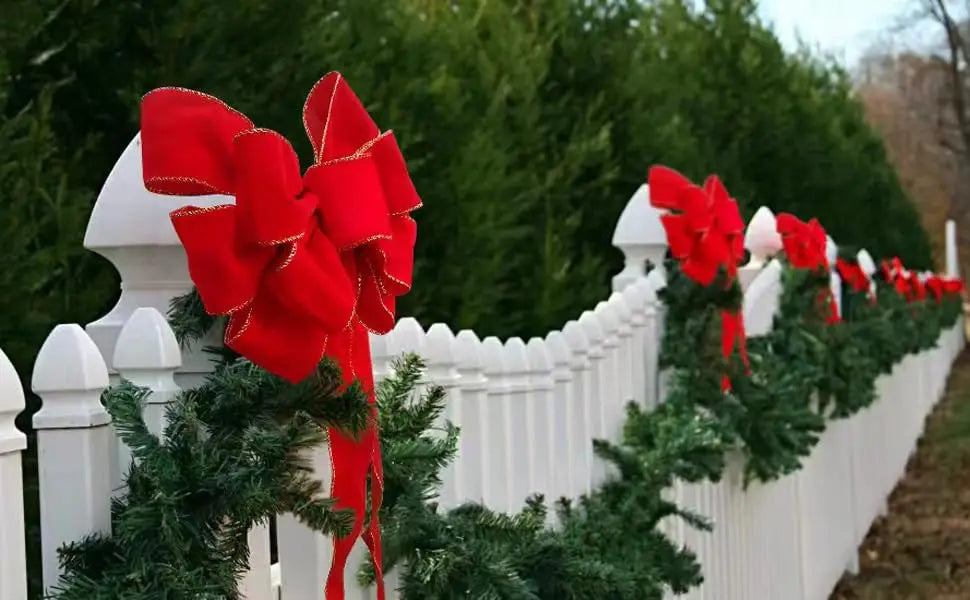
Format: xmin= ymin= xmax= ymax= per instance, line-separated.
xmin=52 ymin=249 xmax=962 ymax=599
xmin=377 ymin=256 xmax=960 ymax=598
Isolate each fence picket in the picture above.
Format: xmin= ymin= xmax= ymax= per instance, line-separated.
xmin=0 ymin=347 xmax=27 ymax=600
xmin=31 ymin=324 xmax=113 ymax=596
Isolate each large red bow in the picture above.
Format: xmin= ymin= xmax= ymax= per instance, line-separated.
xmin=648 ymin=165 xmax=748 ymax=391
xmin=943 ymin=277 xmax=965 ymax=295
xmin=909 ymin=271 xmax=928 ymax=302
xmin=776 ymin=214 xmax=840 ymax=322
xmin=776 ymin=214 xmax=828 ymax=271
xmin=836 ymin=258 xmax=870 ymax=293
xmin=141 ymin=72 xmax=420 ymax=600
xmin=648 ymin=165 xmax=745 ymax=286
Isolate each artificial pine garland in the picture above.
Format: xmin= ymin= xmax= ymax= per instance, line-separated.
xmin=52 ymin=296 xmax=371 ymax=599
xmin=51 ymin=253 xmax=962 ymax=599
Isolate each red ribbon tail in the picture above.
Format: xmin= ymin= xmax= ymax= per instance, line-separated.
xmin=719 ymin=309 xmax=749 ymax=391
xmin=363 ymin=432 xmax=385 ymax=598
xmin=323 ymin=324 xmax=384 ymax=600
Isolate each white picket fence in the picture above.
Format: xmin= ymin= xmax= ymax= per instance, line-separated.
xmin=0 ymin=132 xmax=965 ymax=600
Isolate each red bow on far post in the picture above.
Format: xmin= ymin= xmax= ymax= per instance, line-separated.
xmin=776 ymin=214 xmax=828 ymax=271
xmin=648 ymin=165 xmax=748 ymax=391
xmin=141 ymin=73 xmax=421 ymax=600
xmin=776 ymin=213 xmax=840 ymax=323
xmin=909 ymin=272 xmax=927 ymax=302
xmin=943 ymin=277 xmax=965 ymax=295
xmin=926 ymin=275 xmax=945 ymax=303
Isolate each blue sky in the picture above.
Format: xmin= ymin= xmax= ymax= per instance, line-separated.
xmin=757 ymin=0 xmax=914 ymax=66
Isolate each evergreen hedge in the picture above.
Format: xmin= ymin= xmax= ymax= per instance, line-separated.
xmin=0 ymin=0 xmax=937 ymax=596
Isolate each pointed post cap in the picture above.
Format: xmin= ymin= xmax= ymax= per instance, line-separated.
xmin=83 ymin=133 xmax=229 ymax=250
xmin=391 ymin=317 xmax=425 ymax=354
xmin=32 ymin=324 xmax=110 ymax=429
xmin=481 ymin=336 xmax=504 ymax=376
xmin=825 ymin=235 xmax=838 ymax=268
xmin=0 ymin=348 xmax=26 ymax=453
xmin=425 ymin=323 xmax=457 ymax=366
xmin=612 ymin=183 xmax=669 ymax=292
xmin=744 ymin=206 xmax=782 ymax=268
xmin=856 ymin=249 xmax=876 ymax=276
xmin=612 ymin=184 xmax=667 ymax=252
xmin=454 ymin=330 xmax=483 ymax=371
xmin=113 ymin=307 xmax=181 ymax=371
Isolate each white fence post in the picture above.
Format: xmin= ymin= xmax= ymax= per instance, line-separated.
xmin=946 ymin=219 xmax=960 ymax=278
xmin=424 ymin=323 xmax=463 ymax=509
xmin=109 ymin=307 xmax=182 ymax=494
xmin=636 ymin=276 xmax=664 ymax=408
xmin=612 ymin=184 xmax=669 ymax=292
xmin=546 ymin=330 xmax=578 ymax=499
xmin=0 ymin=347 xmax=27 ymax=600
xmin=608 ymin=292 xmax=636 ymax=406
xmin=525 ymin=337 xmax=556 ymax=508
xmin=826 ymin=235 xmax=842 ymax=318
xmin=856 ymin=249 xmax=877 ymax=299
xmin=481 ymin=336 xmax=512 ymax=512
xmin=743 ymin=206 xmax=782 ymax=272
xmin=577 ymin=312 xmax=607 ymax=486
xmin=502 ymin=337 xmax=533 ymax=510
xmin=32 ymin=324 xmax=112 ymax=596
xmin=454 ymin=330 xmax=488 ymax=505
xmin=83 ymin=134 xmax=223 ymax=387
xmin=619 ymin=285 xmax=648 ymax=407
xmin=561 ymin=320 xmax=593 ymax=494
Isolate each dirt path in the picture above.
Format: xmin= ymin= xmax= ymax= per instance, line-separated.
xmin=832 ymin=352 xmax=970 ymax=600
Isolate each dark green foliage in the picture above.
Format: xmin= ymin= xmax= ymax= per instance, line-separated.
xmin=2 ymin=0 xmax=951 ymax=596
xmin=0 ymin=0 xmax=934 ymax=354
xmin=376 ymin=346 xmax=712 ymax=599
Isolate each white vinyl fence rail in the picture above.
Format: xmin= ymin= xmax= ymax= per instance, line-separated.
xmin=0 ymin=132 xmax=965 ymax=600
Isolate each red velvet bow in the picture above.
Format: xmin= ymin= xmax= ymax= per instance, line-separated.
xmin=776 ymin=214 xmax=828 ymax=271
xmin=648 ymin=165 xmax=748 ymax=391
xmin=775 ymin=214 xmax=840 ymax=322
xmin=909 ymin=272 xmax=927 ymax=302
xmin=648 ymin=165 xmax=745 ymax=286
xmin=141 ymin=73 xmax=420 ymax=600
xmin=943 ymin=277 xmax=965 ymax=295
xmin=926 ymin=275 xmax=945 ymax=303
xmin=835 ymin=258 xmax=866 ymax=292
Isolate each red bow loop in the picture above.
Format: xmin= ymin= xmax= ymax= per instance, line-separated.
xmin=647 ymin=164 xmax=696 ymax=210
xmin=719 ymin=309 xmax=750 ymax=392
xmin=927 ymin=275 xmax=945 ymax=302
xmin=943 ymin=277 xmax=965 ymax=295
xmin=232 ymin=129 xmax=317 ymax=246
xmin=648 ymin=166 xmax=743 ymax=287
xmin=304 ymin=73 xmax=382 ymax=163
xmin=776 ymin=214 xmax=827 ymax=270
xmin=301 ymin=74 xmax=421 ymax=335
xmin=141 ymin=88 xmax=254 ymax=196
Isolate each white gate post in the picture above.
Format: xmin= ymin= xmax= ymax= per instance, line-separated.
xmin=0 ymin=347 xmax=27 ymax=600
xmin=612 ymin=184 xmax=668 ymax=291
xmin=31 ymin=324 xmax=112 ymax=595
xmin=83 ymin=134 xmax=225 ymax=388
xmin=946 ymin=219 xmax=960 ymax=278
